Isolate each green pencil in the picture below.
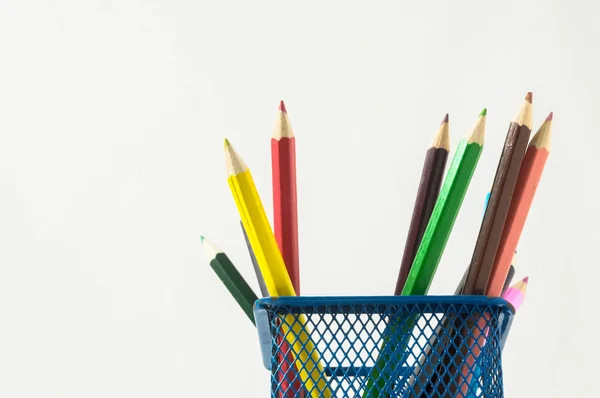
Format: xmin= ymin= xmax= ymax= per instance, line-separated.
xmin=402 ymin=109 xmax=486 ymax=296
xmin=201 ymin=235 xmax=258 ymax=325
xmin=362 ymin=110 xmax=486 ymax=397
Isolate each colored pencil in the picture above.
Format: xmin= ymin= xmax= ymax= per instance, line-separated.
xmin=463 ymin=93 xmax=534 ymax=295
xmin=502 ymin=276 xmax=529 ymax=311
xmin=483 ymin=193 xmax=517 ymax=295
xmin=270 ymin=102 xmax=306 ymax=398
xmin=240 ymin=221 xmax=269 ymax=297
xmin=486 ymin=112 xmax=552 ymax=297
xmin=201 ymin=236 xmax=258 ymax=325
xmin=364 ymin=110 xmax=485 ymax=397
xmin=468 ymin=277 xmax=529 ymax=395
xmin=394 ymin=114 xmax=450 ymax=294
xmin=272 ymin=100 xmax=300 ymax=293
xmin=483 ymin=191 xmax=491 ymax=211
xmin=501 ymin=264 xmax=516 ymax=295
xmin=242 ymin=221 xmax=303 ymax=397
xmin=224 ymin=139 xmax=331 ymax=397
xmin=401 ymin=109 xmax=486 ymax=296
xmin=446 ymin=94 xmax=533 ymax=396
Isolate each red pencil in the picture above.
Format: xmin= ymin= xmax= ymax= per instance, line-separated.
xmin=271 ymin=101 xmax=303 ymax=397
xmin=271 ymin=100 xmax=300 ymax=293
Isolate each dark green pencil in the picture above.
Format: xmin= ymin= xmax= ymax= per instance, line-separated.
xmin=201 ymin=235 xmax=258 ymax=325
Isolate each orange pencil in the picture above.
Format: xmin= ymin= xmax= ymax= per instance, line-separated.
xmin=486 ymin=112 xmax=553 ymax=297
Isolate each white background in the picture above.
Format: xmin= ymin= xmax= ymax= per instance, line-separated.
xmin=0 ymin=1 xmax=597 ymax=397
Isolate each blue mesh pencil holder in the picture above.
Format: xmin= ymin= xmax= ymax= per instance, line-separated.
xmin=254 ymin=296 xmax=514 ymax=398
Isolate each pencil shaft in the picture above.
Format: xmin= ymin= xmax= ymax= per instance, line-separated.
xmin=463 ymin=122 xmax=531 ymax=295
xmin=501 ymin=265 xmax=515 ymax=295
xmin=395 ymin=146 xmax=448 ymax=294
xmin=240 ymin=221 xmax=269 ymax=297
xmin=229 ymin=168 xmax=295 ymax=296
xmin=272 ymin=137 xmax=300 ymax=293
xmin=486 ymin=145 xmax=549 ymax=297
xmin=210 ymin=253 xmax=258 ymax=324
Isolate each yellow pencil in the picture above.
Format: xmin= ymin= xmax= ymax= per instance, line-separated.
xmin=224 ymin=138 xmax=331 ymax=397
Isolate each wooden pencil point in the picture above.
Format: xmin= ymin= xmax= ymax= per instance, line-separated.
xmin=224 ymin=140 xmax=249 ymax=175
xmin=510 ymin=276 xmax=529 ymax=295
xmin=441 ymin=113 xmax=449 ymax=124
xmin=529 ymin=117 xmax=552 ymax=150
xmin=479 ymin=108 xmax=487 ymax=117
xmin=512 ymin=95 xmax=534 ymax=129
xmin=467 ymin=110 xmax=486 ymax=145
xmin=545 ymin=111 xmax=553 ymax=122
xmin=525 ymin=92 xmax=533 ymax=103
xmin=273 ymin=102 xmax=295 ymax=139
xmin=200 ymin=236 xmax=222 ymax=259
xmin=200 ymin=235 xmax=205 ymax=243
xmin=431 ymin=116 xmax=450 ymax=150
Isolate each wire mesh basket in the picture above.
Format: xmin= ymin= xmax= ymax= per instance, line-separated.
xmin=254 ymin=296 xmax=514 ymax=398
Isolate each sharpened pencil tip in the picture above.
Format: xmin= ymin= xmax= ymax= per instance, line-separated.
xmin=224 ymin=138 xmax=231 ymax=148
xmin=279 ymin=100 xmax=287 ymax=113
xmin=525 ymin=92 xmax=533 ymax=103
xmin=523 ymin=276 xmax=529 ymax=283
xmin=441 ymin=113 xmax=449 ymax=124
xmin=479 ymin=108 xmax=487 ymax=117
xmin=200 ymin=235 xmax=205 ymax=243
xmin=545 ymin=112 xmax=553 ymax=122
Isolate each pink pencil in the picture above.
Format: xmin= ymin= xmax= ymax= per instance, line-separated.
xmin=458 ymin=276 xmax=530 ymax=395
xmin=502 ymin=276 xmax=529 ymax=311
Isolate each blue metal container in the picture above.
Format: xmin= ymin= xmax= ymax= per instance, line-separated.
xmin=254 ymin=295 xmax=513 ymax=397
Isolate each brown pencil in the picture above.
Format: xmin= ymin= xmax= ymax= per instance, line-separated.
xmin=463 ymin=92 xmax=533 ymax=295
xmin=486 ymin=112 xmax=553 ymax=297
xmin=434 ymin=94 xmax=532 ymax=397
xmin=394 ymin=114 xmax=450 ymax=294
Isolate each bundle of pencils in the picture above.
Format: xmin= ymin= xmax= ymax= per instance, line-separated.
xmin=201 ymin=93 xmax=552 ymax=397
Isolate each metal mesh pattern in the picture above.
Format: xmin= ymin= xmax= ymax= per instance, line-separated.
xmin=255 ymin=296 xmax=513 ymax=398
